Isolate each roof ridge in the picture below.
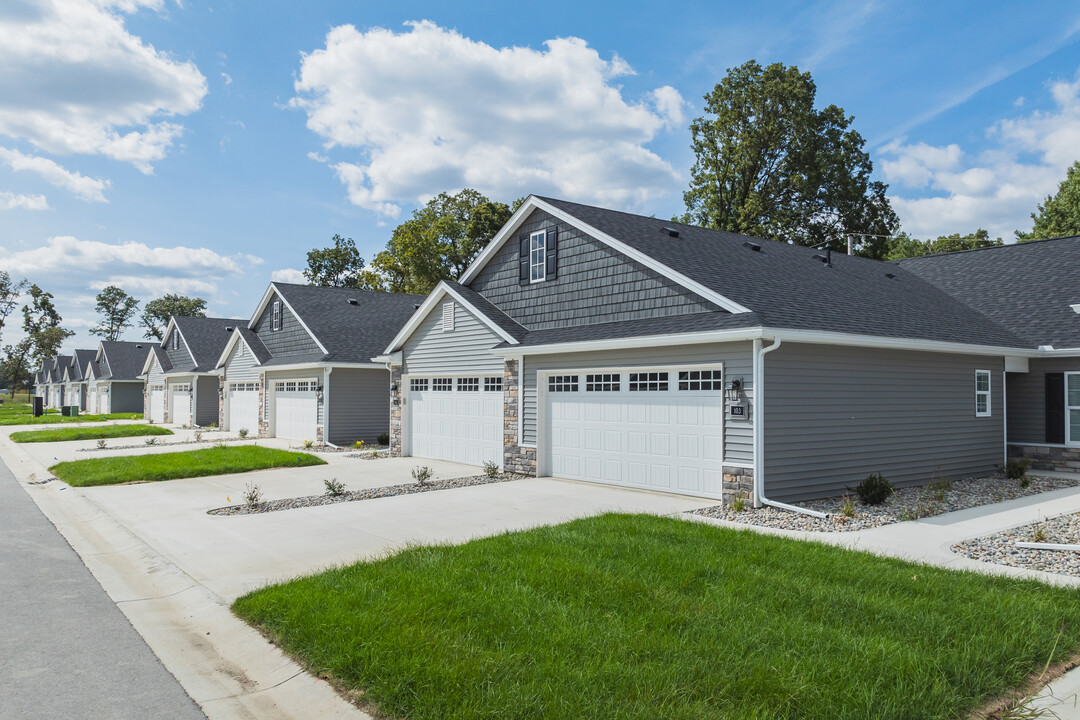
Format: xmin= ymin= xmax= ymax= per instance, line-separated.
xmin=897 ymin=234 xmax=1080 ymax=263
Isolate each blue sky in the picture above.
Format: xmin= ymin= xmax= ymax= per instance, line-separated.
xmin=2 ymin=0 xmax=1080 ymax=352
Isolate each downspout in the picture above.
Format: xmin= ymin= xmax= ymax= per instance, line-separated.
xmin=323 ymin=366 xmax=335 ymax=447
xmin=752 ymin=337 xmax=828 ymax=518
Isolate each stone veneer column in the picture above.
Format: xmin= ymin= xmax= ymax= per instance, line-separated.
xmin=257 ymin=373 xmax=268 ymax=437
xmin=217 ymin=371 xmax=225 ymax=429
xmin=389 ymin=368 xmax=403 ymax=457
xmin=722 ymin=466 xmax=755 ymax=506
xmin=502 ymin=359 xmax=536 ymax=475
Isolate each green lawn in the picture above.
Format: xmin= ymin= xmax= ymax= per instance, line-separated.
xmin=51 ymin=445 xmax=326 ymax=486
xmin=11 ymin=424 xmax=173 ymax=443
xmin=0 ymin=411 xmax=142 ymax=426
xmin=234 ymin=514 xmax=1080 ymax=720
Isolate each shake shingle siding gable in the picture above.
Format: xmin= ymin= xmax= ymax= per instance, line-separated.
xmin=254 ymin=294 xmax=321 ymax=357
xmin=469 ymin=209 xmax=721 ymax=331
xmin=165 ymin=337 xmax=193 ymax=372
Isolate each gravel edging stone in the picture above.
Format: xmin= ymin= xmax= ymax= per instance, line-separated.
xmin=954 ymin=512 xmax=1080 ymax=577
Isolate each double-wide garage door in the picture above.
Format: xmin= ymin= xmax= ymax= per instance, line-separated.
xmin=408 ymin=375 xmax=503 ymax=466
xmin=273 ymin=379 xmax=318 ymax=442
xmin=228 ymin=382 xmax=259 ymax=434
xmin=545 ymin=367 xmax=726 ymax=499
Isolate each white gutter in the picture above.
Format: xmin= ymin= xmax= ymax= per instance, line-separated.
xmin=752 ymin=337 xmax=828 ymax=519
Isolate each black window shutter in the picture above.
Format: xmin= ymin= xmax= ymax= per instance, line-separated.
xmin=1046 ymin=373 xmax=1065 ymax=444
xmin=518 ymin=235 xmax=530 ymax=285
xmin=545 ymin=226 xmax=558 ymax=279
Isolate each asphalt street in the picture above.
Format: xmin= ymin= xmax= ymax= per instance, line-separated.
xmin=0 ymin=456 xmax=206 ymax=720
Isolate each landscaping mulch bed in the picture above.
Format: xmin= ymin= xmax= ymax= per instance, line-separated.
xmin=954 ymin=512 xmax=1080 ymax=577
xmin=690 ymin=474 xmax=1080 ymax=533
xmin=207 ymin=473 xmax=524 ymax=516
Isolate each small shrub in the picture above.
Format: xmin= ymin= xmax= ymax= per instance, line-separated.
xmin=324 ymin=477 xmax=347 ymax=497
xmin=96 ymin=439 xmax=107 ymax=449
xmin=840 ymin=495 xmax=856 ymax=518
xmin=729 ymin=492 xmax=747 ymax=513
xmin=193 ymin=430 xmax=203 ymax=443
xmin=243 ymin=482 xmax=262 ymax=506
xmin=238 ymin=427 xmax=249 ymax=439
xmin=209 ymin=422 xmax=218 ymax=429
xmin=1018 ymin=474 xmax=1032 ymax=489
xmin=1031 ymin=520 xmax=1048 ymax=544
xmin=997 ymin=458 xmax=1031 ymax=481
xmin=144 ymin=437 xmax=157 ymax=446
xmin=483 ymin=460 xmax=500 ymax=478
xmin=928 ymin=478 xmax=951 ymax=504
xmin=851 ymin=472 xmax=893 ymax=506
xmin=303 ymin=439 xmax=313 ymax=449
xmin=376 ymin=432 xmax=389 ymax=446
xmin=412 ymin=465 xmax=433 ymax=486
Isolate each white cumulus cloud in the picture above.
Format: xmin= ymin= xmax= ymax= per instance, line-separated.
xmin=0 ymin=147 xmax=110 ymax=202
xmin=0 ymin=236 xmax=249 ymax=276
xmin=0 ymin=191 xmax=47 ymax=210
xmin=292 ymin=21 xmax=683 ymax=217
xmin=0 ymin=0 xmax=207 ymax=173
xmin=270 ymin=268 xmax=307 ymax=284
xmin=881 ymin=68 xmax=1080 ymax=239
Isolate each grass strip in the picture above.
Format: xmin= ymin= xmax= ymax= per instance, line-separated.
xmin=235 ymin=513 xmax=1080 ymax=720
xmin=11 ymin=424 xmax=173 ymax=443
xmin=0 ymin=412 xmax=142 ymax=426
xmin=51 ymin=445 xmax=325 ymax=486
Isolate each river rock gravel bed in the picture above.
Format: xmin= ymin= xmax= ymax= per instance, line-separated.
xmin=953 ymin=513 xmax=1080 ymax=577
xmin=207 ymin=473 xmax=524 ymax=516
xmin=78 ymin=437 xmax=255 ymax=452
xmin=689 ymin=473 xmax=1080 ymax=533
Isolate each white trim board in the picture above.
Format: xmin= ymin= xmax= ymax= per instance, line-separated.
xmin=458 ymin=196 xmax=753 ymax=315
xmin=384 ymin=280 xmax=521 ymax=354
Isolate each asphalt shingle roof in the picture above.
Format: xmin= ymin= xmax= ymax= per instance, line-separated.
xmin=534 ymin=197 xmax=1029 ymax=349
xmin=171 ymin=316 xmax=245 ymax=372
xmin=235 ymin=327 xmax=272 ymax=364
xmin=151 ymin=346 xmax=173 ymax=374
xmin=272 ymin=283 xmax=427 ymax=364
xmin=898 ymin=236 xmax=1080 ymax=349
xmin=72 ymin=349 xmax=97 ymax=381
xmin=100 ymin=341 xmax=153 ymax=381
xmin=50 ymin=356 xmax=71 ymax=383
xmin=444 ymin=281 xmax=528 ymax=342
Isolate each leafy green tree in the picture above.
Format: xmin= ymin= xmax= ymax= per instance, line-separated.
xmin=1016 ymin=161 xmax=1080 ymax=241
xmin=304 ymin=234 xmax=366 ymax=287
xmin=0 ymin=271 xmax=27 ymax=351
xmin=365 ymin=189 xmax=513 ymax=294
xmin=90 ymin=285 xmax=139 ymax=341
xmin=885 ymin=229 xmax=1002 ymax=260
xmin=140 ymin=294 xmax=207 ymax=340
xmin=2 ymin=340 xmax=34 ymax=395
xmin=682 ymin=60 xmax=898 ymax=253
xmin=18 ymin=285 xmax=74 ymax=370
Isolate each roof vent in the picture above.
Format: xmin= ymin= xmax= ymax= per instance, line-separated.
xmin=661 ymin=226 xmax=680 ymax=238
xmin=347 ymin=298 xmax=358 ymax=305
xmin=413 ymin=303 xmax=421 ymax=309
xmin=136 ymin=344 xmax=143 ymax=349
xmin=813 ymin=248 xmax=833 ymax=267
xmin=225 ymin=326 xmax=233 ymax=332
xmin=885 ymin=273 xmax=896 ymax=279
xmin=743 ymin=241 xmax=761 ymax=252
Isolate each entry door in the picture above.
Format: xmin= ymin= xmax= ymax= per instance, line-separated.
xmin=408 ymin=375 xmax=503 ymax=466
xmin=228 ymin=382 xmax=260 ymax=434
xmin=273 ymin=379 xmax=318 ymax=441
xmin=170 ymin=384 xmax=191 ymax=425
xmin=544 ymin=368 xmax=726 ymax=499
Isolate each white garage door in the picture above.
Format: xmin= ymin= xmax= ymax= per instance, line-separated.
xmin=273 ymin=379 xmax=318 ymax=441
xmin=228 ymin=382 xmax=260 ymax=434
xmin=170 ymin=384 xmax=191 ymax=425
xmin=148 ymin=385 xmax=165 ymax=423
xmin=544 ymin=368 xmax=726 ymax=499
xmin=408 ymin=375 xmax=503 ymax=466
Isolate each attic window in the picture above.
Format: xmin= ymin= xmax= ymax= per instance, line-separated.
xmin=271 ymin=300 xmax=281 ymax=331
xmin=442 ymin=302 xmax=455 ymax=332
xmin=529 ymin=230 xmax=547 ymax=283
xmin=172 ymin=332 xmax=179 ymax=350
xmin=519 ymin=226 xmax=558 ymax=284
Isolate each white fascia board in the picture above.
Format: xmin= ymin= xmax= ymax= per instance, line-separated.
xmin=490 ymin=328 xmax=765 ymax=357
xmin=371 ymin=351 xmax=403 ymax=366
xmin=1032 ymin=347 xmax=1080 ymax=357
xmin=139 ymin=348 xmax=157 ymax=376
xmin=247 ymin=283 xmax=329 ymax=355
xmin=458 ymin=196 xmax=754 ymax=315
xmin=259 ymin=361 xmax=383 ymax=374
xmin=383 ymin=281 xmax=520 ymax=354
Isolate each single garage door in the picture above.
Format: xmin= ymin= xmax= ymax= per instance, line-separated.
xmin=148 ymin=385 xmax=165 ymax=423
xmin=170 ymin=384 xmax=191 ymax=425
xmin=273 ymin=379 xmax=318 ymax=441
xmin=408 ymin=375 xmax=503 ymax=466
xmin=544 ymin=368 xmax=726 ymax=499
xmin=228 ymin=382 xmax=260 ymax=434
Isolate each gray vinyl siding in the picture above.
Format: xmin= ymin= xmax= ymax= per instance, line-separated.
xmin=1006 ymin=357 xmax=1080 ymax=444
xmin=223 ymin=344 xmax=260 ymax=383
xmin=255 ymin=293 xmax=321 ymax=357
xmin=468 ymin=209 xmax=720 ymax=329
xmin=195 ymin=376 xmax=219 ymax=426
xmin=763 ymin=343 xmax=1005 ymax=502
xmin=327 ymin=368 xmax=390 ymax=445
xmin=523 ymin=342 xmax=754 ymax=464
xmin=146 ymin=358 xmax=166 ymax=385
xmin=110 ymin=382 xmax=145 ymax=414
xmin=401 ymin=302 xmax=504 ymax=374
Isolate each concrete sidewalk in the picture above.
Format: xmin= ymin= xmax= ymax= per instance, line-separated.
xmin=0 ymin=454 xmax=206 ymax=720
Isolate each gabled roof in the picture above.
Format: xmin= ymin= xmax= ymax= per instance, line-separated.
xmin=50 ymin=355 xmax=71 ymax=383
xmin=265 ymin=283 xmax=427 ymax=364
xmin=214 ymin=326 xmax=272 ymax=370
xmin=166 ymin=316 xmax=244 ymax=373
xmin=459 ymin=196 xmax=1028 ymax=351
xmin=144 ymin=345 xmax=173 ymax=376
xmin=385 ymin=280 xmax=526 ymax=353
xmin=71 ymin=349 xmax=97 ymax=382
xmin=98 ymin=341 xmax=152 ymax=381
xmin=898 ymin=235 xmax=1080 ymax=349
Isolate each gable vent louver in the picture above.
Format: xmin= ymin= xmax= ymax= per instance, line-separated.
xmin=441 ymin=302 xmax=455 ymax=332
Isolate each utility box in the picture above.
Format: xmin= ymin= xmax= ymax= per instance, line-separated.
xmin=69 ymin=406 xmax=79 ymax=417
xmin=33 ymin=397 xmax=44 ymax=417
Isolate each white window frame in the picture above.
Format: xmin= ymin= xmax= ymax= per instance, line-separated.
xmin=271 ymin=300 xmax=281 ymax=332
xmin=172 ymin=332 xmax=179 ymax=350
xmin=974 ymin=369 xmax=991 ymax=417
xmin=529 ymin=230 xmax=546 ymax=283
xmin=1067 ymin=372 xmax=1080 ymax=446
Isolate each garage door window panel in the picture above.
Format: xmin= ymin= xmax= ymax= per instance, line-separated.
xmin=410 ymin=378 xmax=428 ymax=392
xmin=585 ymin=374 xmax=620 ymax=392
xmin=549 ymin=375 xmax=579 ymax=392
xmin=432 ymin=378 xmax=452 ymax=392
xmin=457 ymin=377 xmax=480 ymax=392
xmin=679 ymin=370 xmax=721 ymax=391
xmin=629 ymin=372 xmax=669 ymax=392
xmin=484 ymin=376 xmax=502 ymax=392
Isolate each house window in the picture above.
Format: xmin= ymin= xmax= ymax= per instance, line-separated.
xmin=679 ymin=370 xmax=721 ymax=391
xmin=442 ymin=302 xmax=455 ymax=332
xmin=457 ymin=377 xmax=479 ymax=392
xmin=975 ymin=370 xmax=991 ymax=417
xmin=271 ymin=300 xmax=281 ymax=331
xmin=629 ymin=372 xmax=669 ymax=391
xmin=1067 ymin=374 xmax=1080 ymax=444
xmin=410 ymin=378 xmax=429 ymax=392
xmin=548 ymin=375 xmax=579 ymax=392
xmin=172 ymin=332 xmax=178 ymax=350
xmin=530 ymin=230 xmax=546 ymax=283
xmin=432 ymin=378 xmax=452 ymax=392
xmin=585 ymin=373 xmax=620 ymax=392
xmin=484 ymin=376 xmax=502 ymax=392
